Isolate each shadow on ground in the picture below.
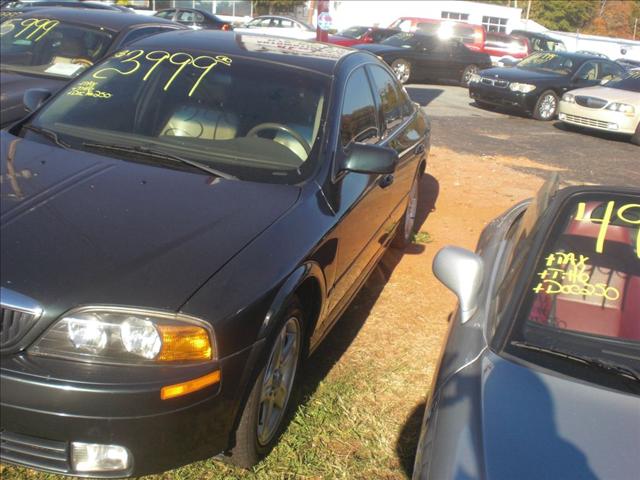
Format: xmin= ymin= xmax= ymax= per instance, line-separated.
xmin=406 ymin=87 xmax=444 ymax=107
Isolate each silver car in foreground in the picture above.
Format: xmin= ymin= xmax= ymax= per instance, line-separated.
xmin=413 ymin=175 xmax=640 ymax=479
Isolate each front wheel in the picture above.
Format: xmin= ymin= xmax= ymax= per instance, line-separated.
xmin=227 ymin=299 xmax=303 ymax=468
xmin=392 ymin=175 xmax=419 ymax=249
xmin=533 ymin=90 xmax=559 ymax=121
xmin=391 ymin=58 xmax=412 ymax=84
xmin=460 ymin=64 xmax=479 ymax=86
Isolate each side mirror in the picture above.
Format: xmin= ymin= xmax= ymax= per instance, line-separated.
xmin=23 ymin=88 xmax=52 ymax=113
xmin=342 ymin=143 xmax=398 ymax=175
xmin=432 ymin=246 xmax=484 ymax=323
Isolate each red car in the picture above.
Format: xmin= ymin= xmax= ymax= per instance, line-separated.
xmin=327 ymin=26 xmax=400 ymax=47
xmin=388 ymin=17 xmax=485 ymax=52
xmin=481 ymin=32 xmax=529 ymax=62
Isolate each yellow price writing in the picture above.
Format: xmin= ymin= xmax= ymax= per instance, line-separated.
xmin=537 ymin=53 xmax=557 ymax=62
xmin=576 ymin=201 xmax=640 ymax=258
xmin=67 ymin=81 xmax=112 ymax=99
xmin=7 ymin=18 xmax=60 ymax=42
xmin=92 ymin=49 xmax=232 ymax=97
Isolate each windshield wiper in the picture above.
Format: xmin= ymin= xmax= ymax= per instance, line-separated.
xmin=22 ymin=124 xmax=70 ymax=149
xmin=82 ymin=142 xmax=238 ymax=180
xmin=512 ymin=341 xmax=640 ymax=383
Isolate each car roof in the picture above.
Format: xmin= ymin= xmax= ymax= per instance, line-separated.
xmin=547 ymin=51 xmax=611 ymax=62
xmin=131 ymin=30 xmax=354 ymax=76
xmin=13 ymin=7 xmax=178 ymax=30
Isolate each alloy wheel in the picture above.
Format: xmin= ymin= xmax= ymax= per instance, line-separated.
xmin=392 ymin=59 xmax=411 ymax=84
xmin=257 ymin=316 xmax=301 ymax=446
xmin=539 ymin=94 xmax=557 ymax=120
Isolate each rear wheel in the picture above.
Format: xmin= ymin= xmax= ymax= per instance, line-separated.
xmin=227 ymin=299 xmax=303 ymax=468
xmin=391 ymin=58 xmax=411 ymax=84
xmin=533 ymin=90 xmax=558 ymax=121
xmin=392 ymin=175 xmax=419 ymax=249
xmin=460 ymin=64 xmax=479 ymax=86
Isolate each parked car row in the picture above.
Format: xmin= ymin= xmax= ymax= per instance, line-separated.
xmin=0 ymin=5 xmax=637 ymax=480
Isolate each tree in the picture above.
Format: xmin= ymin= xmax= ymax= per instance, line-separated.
xmin=584 ymin=0 xmax=640 ymax=39
xmin=252 ymin=0 xmax=306 ymax=16
xmin=528 ymin=0 xmax=598 ymax=31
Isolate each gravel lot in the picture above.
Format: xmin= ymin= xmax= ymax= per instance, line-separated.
xmin=408 ymin=84 xmax=639 ymax=187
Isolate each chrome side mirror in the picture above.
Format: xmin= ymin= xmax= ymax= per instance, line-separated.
xmin=433 ymin=246 xmax=484 ymax=323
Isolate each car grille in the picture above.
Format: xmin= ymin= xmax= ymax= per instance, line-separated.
xmin=575 ymin=96 xmax=607 ymax=109
xmin=0 ymin=430 xmax=71 ymax=474
xmin=563 ymin=113 xmax=610 ymax=129
xmin=481 ymin=77 xmax=509 ymax=88
xmin=0 ymin=307 xmax=38 ymax=349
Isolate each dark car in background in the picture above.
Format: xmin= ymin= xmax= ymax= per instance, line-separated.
xmin=154 ymin=7 xmax=233 ymax=31
xmin=328 ymin=26 xmax=400 ymax=47
xmin=0 ymin=7 xmax=182 ymax=127
xmin=510 ymin=30 xmax=566 ymax=53
xmin=356 ymin=32 xmax=492 ymax=85
xmin=389 ymin=17 xmax=486 ymax=52
xmin=0 ymin=31 xmax=430 ymax=477
xmin=413 ymin=176 xmax=640 ymax=480
xmin=617 ymin=57 xmax=640 ymax=71
xmin=468 ymin=51 xmax=626 ymax=120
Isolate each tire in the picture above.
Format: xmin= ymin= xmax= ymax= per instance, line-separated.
xmin=392 ymin=175 xmax=419 ymax=249
xmin=391 ymin=58 xmax=411 ymax=84
xmin=533 ymin=90 xmax=559 ymax=121
xmin=631 ymin=122 xmax=640 ymax=146
xmin=227 ymin=298 xmax=304 ymax=468
xmin=460 ymin=64 xmax=479 ymax=86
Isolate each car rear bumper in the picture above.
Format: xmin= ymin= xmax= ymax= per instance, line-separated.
xmin=558 ymin=101 xmax=639 ymax=135
xmin=468 ymin=83 xmax=537 ymax=112
xmin=0 ymin=344 xmax=257 ymax=477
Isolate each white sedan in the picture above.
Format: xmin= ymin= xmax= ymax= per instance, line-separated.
xmin=234 ymin=15 xmax=316 ymax=40
xmin=559 ymin=72 xmax=640 ymax=145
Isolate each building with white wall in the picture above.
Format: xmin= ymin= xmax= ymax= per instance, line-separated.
xmin=328 ymin=1 xmax=523 ymax=34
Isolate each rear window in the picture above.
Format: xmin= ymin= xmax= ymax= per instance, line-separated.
xmin=509 ymin=192 xmax=639 ymax=389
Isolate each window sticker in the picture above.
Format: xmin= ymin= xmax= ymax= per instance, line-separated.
xmin=45 ymin=63 xmax=85 ymax=76
xmin=91 ymin=49 xmax=233 ymax=97
xmin=67 ymin=80 xmax=112 ymax=99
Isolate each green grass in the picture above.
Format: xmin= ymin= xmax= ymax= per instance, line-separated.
xmin=411 ymin=231 xmax=433 ymax=245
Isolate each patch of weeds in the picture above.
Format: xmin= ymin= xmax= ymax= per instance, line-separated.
xmin=411 ymin=231 xmax=433 ymax=244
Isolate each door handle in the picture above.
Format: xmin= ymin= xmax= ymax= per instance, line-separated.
xmin=379 ymin=174 xmax=394 ymax=188
xmin=414 ymin=143 xmax=425 ymax=155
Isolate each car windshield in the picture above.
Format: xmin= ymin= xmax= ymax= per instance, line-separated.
xmin=606 ymin=71 xmax=640 ymax=92
xmin=382 ymin=32 xmax=419 ymax=48
xmin=337 ymin=26 xmax=368 ymax=39
xmin=512 ymin=192 xmax=640 ymax=384
xmin=0 ymin=16 xmax=114 ymax=78
xmin=517 ymin=52 xmax=575 ymax=75
xmin=28 ymin=47 xmax=329 ymax=184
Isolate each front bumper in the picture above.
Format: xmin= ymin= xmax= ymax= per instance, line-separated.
xmin=468 ymin=82 xmax=538 ymax=113
xmin=0 ymin=344 xmax=257 ymax=477
xmin=558 ymin=101 xmax=640 ymax=135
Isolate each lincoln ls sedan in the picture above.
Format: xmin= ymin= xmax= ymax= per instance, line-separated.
xmin=0 ymin=31 xmax=430 ymax=477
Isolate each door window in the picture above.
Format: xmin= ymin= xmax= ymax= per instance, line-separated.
xmin=575 ymin=61 xmax=599 ymax=81
xmin=340 ymin=67 xmax=378 ymax=147
xmin=194 ymin=12 xmax=205 ymax=25
xmin=368 ymin=65 xmax=403 ymax=134
xmin=155 ymin=9 xmax=174 ymax=19
xmin=599 ymin=61 xmax=624 ymax=82
xmin=177 ymin=11 xmax=195 ymax=23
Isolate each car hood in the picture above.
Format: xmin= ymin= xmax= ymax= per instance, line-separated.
xmin=479 ymin=66 xmax=565 ymax=83
xmin=480 ymin=353 xmax=639 ymax=480
xmin=354 ymin=43 xmax=406 ymax=55
xmin=0 ymin=70 xmax=67 ymax=127
xmin=566 ymin=85 xmax=640 ymax=105
xmin=0 ymin=132 xmax=300 ymax=318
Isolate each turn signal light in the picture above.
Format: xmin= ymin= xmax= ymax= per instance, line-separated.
xmin=156 ymin=325 xmax=212 ymax=362
xmin=161 ymin=370 xmax=221 ymax=400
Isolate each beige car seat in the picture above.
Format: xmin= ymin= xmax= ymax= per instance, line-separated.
xmin=161 ymin=106 xmax=238 ymax=140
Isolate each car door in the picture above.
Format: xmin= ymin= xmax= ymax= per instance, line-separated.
xmin=326 ymin=66 xmax=397 ymax=317
xmin=572 ymin=60 xmax=602 ymax=88
xmin=409 ymin=36 xmax=449 ymax=81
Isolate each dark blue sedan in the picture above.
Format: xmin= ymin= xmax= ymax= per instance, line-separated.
xmin=413 ymin=176 xmax=639 ymax=479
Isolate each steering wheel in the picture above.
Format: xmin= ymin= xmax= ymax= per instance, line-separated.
xmin=71 ymin=58 xmax=93 ymax=68
xmin=246 ymin=122 xmax=311 ymax=156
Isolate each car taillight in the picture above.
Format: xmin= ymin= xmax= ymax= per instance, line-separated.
xmin=222 ymin=24 xmax=232 ymax=31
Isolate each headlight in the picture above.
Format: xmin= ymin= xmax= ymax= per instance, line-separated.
xmin=606 ymin=102 xmax=635 ymax=114
xmin=29 ymin=306 xmax=215 ymax=365
xmin=468 ymin=73 xmax=481 ymax=83
xmin=509 ymin=82 xmax=536 ymax=93
xmin=562 ymin=93 xmax=575 ymax=103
